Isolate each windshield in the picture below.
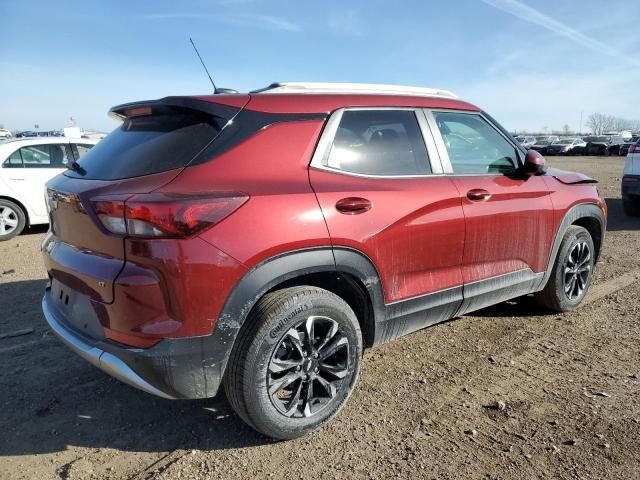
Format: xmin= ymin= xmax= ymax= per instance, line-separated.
xmin=584 ymin=136 xmax=608 ymax=142
xmin=535 ymin=141 xmax=551 ymax=146
xmin=556 ymin=139 xmax=575 ymax=145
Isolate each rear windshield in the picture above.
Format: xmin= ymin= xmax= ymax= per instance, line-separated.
xmin=68 ymin=108 xmax=224 ymax=180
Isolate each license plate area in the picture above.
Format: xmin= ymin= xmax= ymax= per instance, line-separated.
xmin=50 ymin=279 xmax=106 ymax=340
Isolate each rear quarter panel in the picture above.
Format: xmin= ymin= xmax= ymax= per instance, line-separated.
xmin=160 ymin=119 xmax=331 ymax=267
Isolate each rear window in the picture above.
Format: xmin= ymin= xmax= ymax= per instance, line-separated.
xmin=324 ymin=110 xmax=431 ymax=176
xmin=69 ymin=108 xmax=225 ymax=180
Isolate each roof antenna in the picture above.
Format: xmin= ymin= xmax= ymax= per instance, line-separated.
xmin=189 ymin=37 xmax=218 ymax=93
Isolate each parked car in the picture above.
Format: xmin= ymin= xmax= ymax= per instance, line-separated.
xmin=0 ymin=129 xmax=12 ymax=138
xmin=529 ymin=139 xmax=553 ymax=155
xmin=0 ymin=137 xmax=98 ymax=240
xmin=619 ymin=136 xmax=640 ymax=156
xmin=42 ymin=82 xmax=606 ymax=439
xmin=16 ymin=131 xmax=39 ymax=138
xmin=514 ymin=135 xmax=536 ymax=148
xmin=546 ymin=137 xmax=587 ymax=156
xmin=622 ymin=138 xmax=640 ymax=215
xmin=605 ymin=135 xmax=628 ymax=156
xmin=583 ymin=136 xmax=612 ymax=156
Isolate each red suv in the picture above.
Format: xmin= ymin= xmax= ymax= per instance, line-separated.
xmin=42 ymin=83 xmax=606 ymax=439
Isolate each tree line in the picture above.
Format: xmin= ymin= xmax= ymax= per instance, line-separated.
xmin=586 ymin=113 xmax=640 ymax=135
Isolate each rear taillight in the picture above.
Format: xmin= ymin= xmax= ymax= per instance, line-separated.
xmin=629 ymin=144 xmax=640 ymax=154
xmin=91 ymin=192 xmax=248 ymax=238
xmin=622 ymin=177 xmax=640 ymax=182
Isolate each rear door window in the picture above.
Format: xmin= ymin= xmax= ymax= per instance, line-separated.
xmin=3 ymin=150 xmax=23 ymax=167
xmin=323 ymin=110 xmax=431 ymax=176
xmin=11 ymin=144 xmax=72 ymax=168
xmin=71 ymin=109 xmax=225 ymax=180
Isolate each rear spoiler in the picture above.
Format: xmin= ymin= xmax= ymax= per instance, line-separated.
xmin=109 ymin=96 xmax=250 ymax=122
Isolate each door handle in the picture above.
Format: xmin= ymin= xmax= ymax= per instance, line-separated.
xmin=335 ymin=197 xmax=372 ymax=215
xmin=9 ymin=177 xmax=25 ymax=181
xmin=466 ymin=189 xmax=491 ymax=202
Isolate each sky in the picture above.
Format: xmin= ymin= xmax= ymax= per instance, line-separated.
xmin=1 ymin=0 xmax=639 ymax=133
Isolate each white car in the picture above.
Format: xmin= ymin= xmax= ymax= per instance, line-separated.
xmin=0 ymin=129 xmax=12 ymax=138
xmin=0 ymin=137 xmax=98 ymax=240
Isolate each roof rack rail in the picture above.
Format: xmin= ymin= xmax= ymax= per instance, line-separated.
xmin=251 ymin=82 xmax=458 ymax=99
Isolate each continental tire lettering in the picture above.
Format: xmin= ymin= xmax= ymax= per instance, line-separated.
xmin=269 ymin=303 xmax=311 ymax=339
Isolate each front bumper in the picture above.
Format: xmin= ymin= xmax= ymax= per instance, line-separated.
xmin=43 ymin=289 xmax=228 ymax=399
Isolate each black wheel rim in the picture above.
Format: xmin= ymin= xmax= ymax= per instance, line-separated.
xmin=564 ymin=241 xmax=591 ymax=300
xmin=267 ymin=315 xmax=349 ymax=418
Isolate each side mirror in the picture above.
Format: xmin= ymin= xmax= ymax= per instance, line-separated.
xmin=523 ymin=149 xmax=547 ymax=176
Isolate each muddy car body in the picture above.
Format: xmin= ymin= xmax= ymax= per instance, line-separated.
xmin=42 ymin=82 xmax=606 ymax=439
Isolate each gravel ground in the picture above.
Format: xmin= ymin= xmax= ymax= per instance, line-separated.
xmin=0 ymin=156 xmax=638 ymax=479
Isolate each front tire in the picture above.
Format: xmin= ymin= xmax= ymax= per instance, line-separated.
xmin=535 ymin=226 xmax=595 ymax=312
xmin=224 ymin=286 xmax=363 ymax=439
xmin=0 ymin=199 xmax=26 ymax=241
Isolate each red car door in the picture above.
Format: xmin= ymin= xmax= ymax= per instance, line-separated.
xmin=426 ymin=110 xmax=555 ymax=312
xmin=309 ymin=108 xmax=466 ymax=335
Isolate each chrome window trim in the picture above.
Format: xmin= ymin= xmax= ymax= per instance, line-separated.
xmin=309 ymin=107 xmax=445 ymax=179
xmin=423 ymin=109 xmax=453 ymax=173
xmin=415 ymin=109 xmax=444 ymax=174
xmin=425 ymin=108 xmax=523 ymax=175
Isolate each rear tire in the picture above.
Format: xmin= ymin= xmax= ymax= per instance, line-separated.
xmin=224 ymin=286 xmax=362 ymax=439
xmin=623 ymin=198 xmax=640 ymax=216
xmin=0 ymin=199 xmax=26 ymax=241
xmin=535 ymin=226 xmax=595 ymax=312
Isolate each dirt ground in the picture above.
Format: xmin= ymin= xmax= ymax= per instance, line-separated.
xmin=0 ymin=156 xmax=638 ymax=480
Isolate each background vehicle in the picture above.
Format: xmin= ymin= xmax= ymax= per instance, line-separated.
xmin=605 ymin=135 xmax=628 ymax=156
xmin=0 ymin=137 xmax=97 ymax=240
xmin=546 ymin=137 xmax=586 ymax=155
xmin=619 ymin=135 xmax=640 ymax=156
xmin=515 ymin=135 xmax=536 ymax=148
xmin=584 ymin=135 xmax=612 ymax=156
xmin=529 ymin=139 xmax=553 ymax=155
xmin=42 ymin=83 xmax=606 ymax=439
xmin=0 ymin=129 xmax=12 ymax=138
xmin=622 ymin=138 xmax=640 ymax=215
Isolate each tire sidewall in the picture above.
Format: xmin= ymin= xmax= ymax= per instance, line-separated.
xmin=0 ymin=200 xmax=26 ymax=241
xmin=552 ymin=228 xmax=595 ymax=310
xmin=244 ymin=291 xmax=362 ymax=439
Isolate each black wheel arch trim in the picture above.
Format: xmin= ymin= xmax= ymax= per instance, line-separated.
xmin=211 ymin=247 xmax=385 ymax=384
xmin=536 ymin=202 xmax=605 ymax=291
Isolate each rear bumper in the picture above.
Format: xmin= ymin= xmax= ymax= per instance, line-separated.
xmin=43 ymin=289 xmax=228 ymax=399
xmin=622 ymin=176 xmax=640 ymax=199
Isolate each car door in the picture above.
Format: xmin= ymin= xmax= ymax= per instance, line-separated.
xmin=10 ymin=143 xmax=71 ymax=218
xmin=426 ymin=109 xmax=555 ymax=313
xmin=309 ymin=108 xmax=466 ymax=336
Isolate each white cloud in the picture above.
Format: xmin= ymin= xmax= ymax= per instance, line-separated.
xmin=142 ymin=12 xmax=300 ymax=32
xmin=482 ymin=0 xmax=640 ymax=68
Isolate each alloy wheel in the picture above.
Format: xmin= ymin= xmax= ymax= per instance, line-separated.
xmin=0 ymin=205 xmax=19 ymax=236
xmin=267 ymin=315 xmax=350 ymax=418
xmin=564 ymin=241 xmax=591 ymax=300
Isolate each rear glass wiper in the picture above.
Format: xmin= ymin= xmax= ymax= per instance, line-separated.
xmin=65 ymin=160 xmax=86 ymax=175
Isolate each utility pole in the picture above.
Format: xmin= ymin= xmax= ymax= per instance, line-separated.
xmin=579 ymin=111 xmax=583 ymax=135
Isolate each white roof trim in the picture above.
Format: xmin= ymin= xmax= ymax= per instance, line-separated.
xmin=253 ymin=82 xmax=458 ymax=99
